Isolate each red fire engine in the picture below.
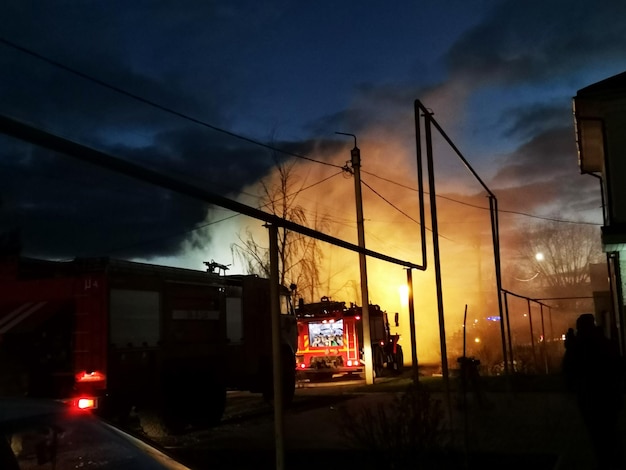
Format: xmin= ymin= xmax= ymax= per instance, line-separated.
xmin=0 ymin=256 xmax=298 ymax=436
xmin=295 ymin=296 xmax=404 ymax=380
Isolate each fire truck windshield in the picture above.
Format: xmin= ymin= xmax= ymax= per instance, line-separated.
xmin=308 ymin=319 xmax=344 ymax=347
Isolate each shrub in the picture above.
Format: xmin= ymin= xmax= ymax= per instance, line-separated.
xmin=337 ymin=381 xmax=450 ymax=468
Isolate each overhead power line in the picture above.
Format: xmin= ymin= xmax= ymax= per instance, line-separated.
xmin=94 ymin=171 xmax=348 ymax=256
xmin=361 ymin=178 xmax=457 ymax=243
xmin=361 ymin=179 xmax=420 ymax=226
xmin=361 ymin=169 xmax=601 ymax=227
xmin=0 ymin=37 xmax=342 ymax=170
xmin=2 ymin=37 xmax=598 ymax=229
xmin=0 ymin=113 xmax=426 ymax=270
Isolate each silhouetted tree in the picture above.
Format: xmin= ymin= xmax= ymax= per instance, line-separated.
xmin=231 ymin=157 xmax=329 ymax=302
xmin=507 ymin=219 xmax=603 ymax=300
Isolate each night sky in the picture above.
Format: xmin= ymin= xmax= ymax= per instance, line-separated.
xmin=1 ymin=2 xmax=625 ymax=347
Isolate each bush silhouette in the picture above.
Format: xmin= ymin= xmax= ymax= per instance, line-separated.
xmin=337 ymin=381 xmax=450 ymax=468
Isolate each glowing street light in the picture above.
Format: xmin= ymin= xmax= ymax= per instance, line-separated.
xmin=399 ymin=284 xmax=409 ymax=307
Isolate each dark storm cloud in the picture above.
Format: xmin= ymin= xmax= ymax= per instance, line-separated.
xmin=143 ymin=128 xmax=279 ymax=194
xmin=483 ymin=122 xmax=601 ymax=224
xmin=561 ymin=178 xmax=604 ymax=217
xmin=0 ymin=116 xmax=287 ymax=260
xmin=445 ymin=0 xmax=626 ymax=85
xmin=0 ymin=0 xmax=618 ymax=264
xmin=0 ymin=55 xmax=323 ymax=263
xmin=0 ymin=2 xmax=292 ymax=260
xmin=422 ymin=0 xmax=624 ymax=229
xmin=0 ymin=135 xmax=205 ymax=260
xmin=0 ymin=38 xmax=225 ymax=146
xmin=305 ymin=107 xmax=384 ymax=139
xmin=500 ymin=103 xmax=573 ymax=141
xmin=491 ymin=127 xmax=578 ymax=185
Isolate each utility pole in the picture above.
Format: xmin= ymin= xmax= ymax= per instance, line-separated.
xmin=336 ymin=132 xmax=374 ymax=385
xmin=267 ymin=223 xmax=285 ymax=470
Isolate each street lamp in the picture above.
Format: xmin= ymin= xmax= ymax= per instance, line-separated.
xmin=514 ymin=253 xmax=544 ymax=282
xmin=399 ymin=284 xmax=409 ymax=308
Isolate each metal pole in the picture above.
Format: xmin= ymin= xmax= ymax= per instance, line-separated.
xmin=423 ymin=112 xmax=452 ymax=416
xmin=407 ymin=268 xmax=419 ymax=384
xmin=463 ymin=304 xmax=468 ymax=357
xmin=337 ymin=132 xmax=374 ymax=385
xmin=527 ymin=299 xmax=537 ymax=368
xmin=268 ymin=224 xmax=285 ymax=470
xmin=0 ymin=115 xmax=426 ymax=272
xmin=548 ymin=305 xmax=555 ymax=370
xmin=503 ymin=292 xmax=515 ymax=372
xmin=539 ymin=303 xmax=549 ymax=374
xmin=548 ymin=306 xmax=554 ymax=342
xmin=489 ymin=197 xmax=508 ymax=377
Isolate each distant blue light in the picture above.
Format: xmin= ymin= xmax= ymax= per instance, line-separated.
xmin=486 ymin=316 xmax=500 ymax=322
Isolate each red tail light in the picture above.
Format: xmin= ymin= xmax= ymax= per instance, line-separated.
xmin=75 ymin=397 xmax=97 ymax=410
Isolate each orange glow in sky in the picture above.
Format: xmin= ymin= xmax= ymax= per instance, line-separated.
xmin=217 ymin=134 xmax=505 ymax=365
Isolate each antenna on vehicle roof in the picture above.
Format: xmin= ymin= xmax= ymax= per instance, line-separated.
xmin=203 ymin=260 xmax=230 ymax=276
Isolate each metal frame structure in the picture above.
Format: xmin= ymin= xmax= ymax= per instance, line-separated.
xmin=0 ymin=113 xmax=432 ymax=469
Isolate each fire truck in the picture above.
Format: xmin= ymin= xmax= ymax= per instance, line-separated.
xmin=0 ymin=256 xmax=298 ymax=435
xmin=295 ymin=296 xmax=403 ymax=380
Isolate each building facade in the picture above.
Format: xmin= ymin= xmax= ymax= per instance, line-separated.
xmin=573 ymin=71 xmax=626 ymax=353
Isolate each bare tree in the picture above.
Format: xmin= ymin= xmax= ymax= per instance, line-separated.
xmin=508 ymin=219 xmax=604 ymax=298
xmin=231 ymin=158 xmax=329 ymax=302
xmin=232 ymin=226 xmax=270 ymax=278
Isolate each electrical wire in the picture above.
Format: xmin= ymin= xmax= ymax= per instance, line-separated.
xmin=0 ymin=37 xmax=343 ymax=170
xmin=361 ymin=169 xmax=601 ymax=226
xmin=1 ymin=36 xmax=600 ymax=260
xmin=101 ymin=171 xmax=346 ymax=255
xmin=361 ymin=178 xmax=456 ymax=243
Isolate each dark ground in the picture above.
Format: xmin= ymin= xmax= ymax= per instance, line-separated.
xmin=152 ymin=371 xmax=624 ymax=470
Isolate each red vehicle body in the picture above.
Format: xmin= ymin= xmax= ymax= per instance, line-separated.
xmin=0 ymin=256 xmax=297 ymax=435
xmin=295 ymin=296 xmax=404 ymax=380
xmin=295 ymin=298 xmax=363 ymax=379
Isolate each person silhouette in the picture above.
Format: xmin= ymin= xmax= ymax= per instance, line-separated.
xmin=562 ymin=313 xmax=625 ymax=469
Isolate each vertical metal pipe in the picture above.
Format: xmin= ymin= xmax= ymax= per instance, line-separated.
xmin=423 ymin=112 xmax=451 ymax=414
xmin=413 ymin=101 xmax=428 ymax=270
xmin=540 ymin=304 xmax=549 ymax=374
xmin=411 ymin=101 xmax=428 ymax=384
xmin=489 ymin=196 xmax=508 ymax=377
xmin=609 ymin=256 xmax=619 ymax=349
xmin=548 ymin=305 xmax=555 ymax=371
xmin=527 ymin=299 xmax=537 ymax=368
xmin=463 ymin=304 xmax=468 ymax=357
xmin=548 ymin=306 xmax=554 ymax=343
xmin=268 ymin=224 xmax=285 ymax=470
xmin=503 ymin=292 xmax=514 ymax=372
xmin=407 ymin=268 xmax=419 ymax=384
